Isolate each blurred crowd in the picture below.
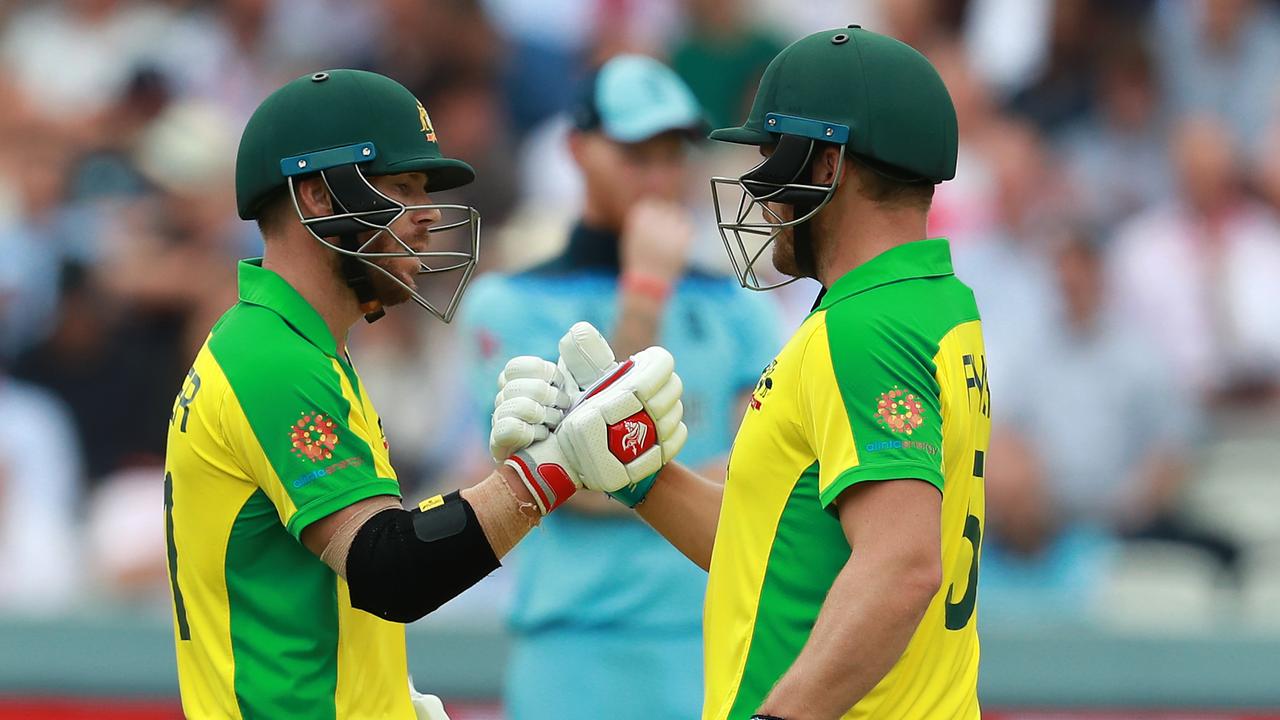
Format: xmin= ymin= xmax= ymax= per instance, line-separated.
xmin=0 ymin=0 xmax=1278 ymax=634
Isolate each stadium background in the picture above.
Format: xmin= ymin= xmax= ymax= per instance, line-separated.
xmin=0 ymin=0 xmax=1279 ymax=717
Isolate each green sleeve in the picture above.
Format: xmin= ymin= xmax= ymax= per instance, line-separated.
xmin=810 ymin=301 xmax=944 ymax=508
xmin=212 ymin=309 xmax=397 ymax=538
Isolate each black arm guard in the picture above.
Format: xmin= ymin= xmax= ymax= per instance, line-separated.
xmin=346 ymin=491 xmax=500 ymax=623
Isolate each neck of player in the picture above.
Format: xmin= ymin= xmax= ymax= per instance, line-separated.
xmin=812 ymin=184 xmax=930 ymax=289
xmin=262 ymin=233 xmax=365 ymax=354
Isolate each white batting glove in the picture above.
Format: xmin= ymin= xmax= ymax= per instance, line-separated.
xmin=488 ymin=322 xmax=618 ymax=462
xmin=489 ymin=356 xmax=568 ymax=462
xmin=557 ymin=321 xmax=619 ymax=405
xmin=505 ymin=345 xmax=687 ymax=514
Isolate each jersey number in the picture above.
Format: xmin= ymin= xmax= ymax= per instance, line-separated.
xmin=164 ymin=472 xmax=191 ymax=641
xmin=944 ymin=449 xmax=984 ymax=631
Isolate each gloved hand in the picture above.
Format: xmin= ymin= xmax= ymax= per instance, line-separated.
xmin=488 ymin=322 xmax=617 ymax=462
xmin=492 ymin=322 xmax=687 ymax=514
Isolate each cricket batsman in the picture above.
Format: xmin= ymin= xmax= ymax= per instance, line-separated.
xmin=492 ymin=27 xmax=990 ymax=719
xmin=163 ymin=69 xmax=687 ymax=718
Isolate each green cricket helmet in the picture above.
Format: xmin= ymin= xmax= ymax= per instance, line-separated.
xmin=236 ymin=69 xmax=480 ymax=322
xmin=709 ymin=26 xmax=958 ymax=290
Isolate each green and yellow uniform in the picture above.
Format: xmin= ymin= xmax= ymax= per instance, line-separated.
xmin=164 ymin=260 xmax=412 ymax=719
xmin=704 ymin=239 xmax=990 ymax=720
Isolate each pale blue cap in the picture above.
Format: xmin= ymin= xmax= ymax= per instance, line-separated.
xmin=572 ymin=54 xmax=706 ymax=143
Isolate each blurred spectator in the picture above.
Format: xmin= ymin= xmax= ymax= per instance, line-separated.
xmin=0 ymin=367 xmax=83 ymax=613
xmin=370 ymin=0 xmax=501 ymax=102
xmin=1110 ymin=116 xmax=1280 ymax=402
xmin=928 ymin=41 xmax=1002 ymax=246
xmin=484 ymin=0 xmax=595 ymax=136
xmin=964 ymin=0 xmax=1055 ymax=96
xmin=419 ymin=75 xmax=519 ymax=225
xmin=951 ymin=121 xmax=1065 ymax=389
xmin=10 ymin=263 xmax=174 ymax=484
xmin=1058 ymin=29 xmax=1172 ymax=228
xmin=146 ymin=0 xmax=380 ymax=124
xmin=349 ymin=311 xmax=476 ymax=497
xmin=994 ymin=228 xmax=1201 ymax=543
xmin=84 ymin=466 xmax=167 ymax=601
xmin=876 ymin=0 xmax=959 ymax=53
xmin=64 ymin=66 xmax=171 ymax=204
xmin=1153 ymin=0 xmax=1280 ymax=160
xmin=1003 ymin=0 xmax=1100 ymax=134
xmin=982 ymin=226 xmax=1235 ymax=620
xmin=0 ymin=0 xmax=172 ymax=128
xmin=0 ymin=132 xmax=80 ymax=357
xmin=669 ymin=0 xmax=786 ymax=131
xmin=459 ymin=56 xmax=779 ymax=719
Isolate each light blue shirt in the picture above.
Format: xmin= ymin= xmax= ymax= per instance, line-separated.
xmin=458 ymin=226 xmax=781 ymax=633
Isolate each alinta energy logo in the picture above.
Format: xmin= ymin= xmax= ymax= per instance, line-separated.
xmin=874 ymin=386 xmax=924 ymax=435
xmin=290 ymin=412 xmax=339 ymax=462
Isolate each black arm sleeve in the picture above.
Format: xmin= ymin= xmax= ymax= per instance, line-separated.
xmin=345 ymin=491 xmax=500 ymax=623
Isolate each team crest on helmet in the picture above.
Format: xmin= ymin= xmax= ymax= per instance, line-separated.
xmin=874 ymin=387 xmax=924 ymax=435
xmin=416 ymin=100 xmax=437 ymax=142
xmin=290 ymin=411 xmax=340 ymax=462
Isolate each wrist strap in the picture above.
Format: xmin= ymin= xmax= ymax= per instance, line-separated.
xmin=620 ymin=271 xmax=673 ymax=303
xmin=505 ymin=451 xmax=577 ymax=515
xmin=606 ymin=471 xmax=658 ymax=508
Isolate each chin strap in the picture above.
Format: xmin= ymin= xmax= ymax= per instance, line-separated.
xmin=338 ymin=233 xmax=385 ymax=323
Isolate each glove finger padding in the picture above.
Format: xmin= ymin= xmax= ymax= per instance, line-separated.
xmin=494 ymin=377 xmax=569 ymax=411
xmin=498 ymin=356 xmax=560 ymax=389
xmin=495 ymin=396 xmax=564 ymax=427
xmin=490 ymin=414 xmax=549 ymax=462
xmin=558 ymin=322 xmax=616 ymax=392
xmin=662 ymin=420 xmax=689 ymax=463
xmin=622 ymin=347 xmax=675 ymax=399
xmin=655 ymin=402 xmax=683 ymax=452
xmin=644 ymin=373 xmax=683 ymax=419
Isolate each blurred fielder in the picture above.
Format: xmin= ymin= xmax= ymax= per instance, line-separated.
xmin=461 ymin=54 xmax=779 ymax=720
xmin=494 ymin=27 xmax=990 ymax=719
xmin=163 ymin=70 xmax=688 ymax=719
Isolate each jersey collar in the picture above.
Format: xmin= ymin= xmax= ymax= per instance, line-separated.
xmin=237 ymin=259 xmax=340 ymax=357
xmin=816 ymin=237 xmax=954 ymax=311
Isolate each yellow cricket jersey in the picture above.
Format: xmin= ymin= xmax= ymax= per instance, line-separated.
xmin=164 ymin=260 xmax=413 ymax=719
xmin=704 ymin=239 xmax=990 ymax=719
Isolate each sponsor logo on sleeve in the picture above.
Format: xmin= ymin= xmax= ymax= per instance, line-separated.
xmin=290 ymin=412 xmax=340 ymax=462
xmin=874 ymin=387 xmax=924 ymax=435
xmin=292 ymin=456 xmax=365 ymax=488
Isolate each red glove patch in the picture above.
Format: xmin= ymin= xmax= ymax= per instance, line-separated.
xmin=607 ymin=410 xmax=657 ymax=463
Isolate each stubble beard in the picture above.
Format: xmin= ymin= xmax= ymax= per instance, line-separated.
xmin=770 ymin=225 xmax=800 ymax=278
xmin=332 ymin=229 xmax=422 ymax=309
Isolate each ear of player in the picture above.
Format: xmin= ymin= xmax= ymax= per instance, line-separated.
xmin=493 ymin=322 xmax=688 ymax=514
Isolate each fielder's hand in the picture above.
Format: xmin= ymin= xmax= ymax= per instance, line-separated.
xmin=495 ymin=323 xmax=687 ymax=514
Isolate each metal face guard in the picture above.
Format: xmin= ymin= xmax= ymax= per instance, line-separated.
xmin=710 ymin=137 xmax=843 ymax=290
xmin=288 ymin=165 xmax=481 ymax=323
